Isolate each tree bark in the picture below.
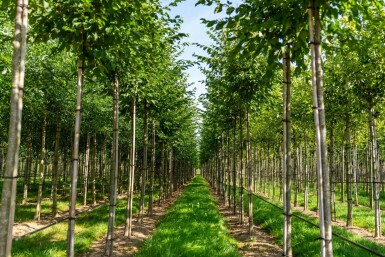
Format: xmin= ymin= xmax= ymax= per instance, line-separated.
xmin=159 ymin=142 xmax=165 ymax=205
xmin=92 ymin=133 xmax=97 ymax=205
xmin=139 ymin=101 xmax=148 ymax=222
xmin=105 ymin=75 xmax=119 ymax=256
xmin=0 ymin=2 xmax=28 ymax=255
xmin=226 ymin=130 xmax=231 ymax=208
xmin=35 ymin=113 xmax=47 ymax=221
xmin=124 ymin=96 xmax=136 ymax=238
xmin=309 ymin=1 xmax=333 ymax=255
xmin=83 ymin=132 xmax=91 ymax=206
xmin=52 ymin=119 xmax=61 ymax=217
xmin=22 ymin=129 xmax=32 ymax=205
xmin=369 ymin=105 xmax=382 ymax=238
xmin=67 ymin=56 xmax=84 ymax=257
xmin=282 ymin=48 xmax=292 ymax=257
xmin=239 ymin=111 xmax=244 ymax=224
xmin=345 ymin=119 xmax=353 ymax=227
xmin=232 ymin=113 xmax=237 ymax=215
xmin=246 ymin=107 xmax=253 ymax=235
xmin=148 ymin=118 xmax=156 ymax=216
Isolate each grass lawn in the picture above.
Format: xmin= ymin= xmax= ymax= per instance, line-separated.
xmin=12 ymin=193 xmax=145 ymax=256
xmin=247 ymin=191 xmax=385 ymax=257
xmin=255 ymin=181 xmax=385 ymax=235
xmin=136 ymin=176 xmax=241 ymax=257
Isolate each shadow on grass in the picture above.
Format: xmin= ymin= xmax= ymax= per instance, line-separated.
xmin=248 ymin=193 xmax=385 ymax=257
xmin=136 ymin=176 xmax=240 ymax=257
xmin=12 ymin=193 xmax=147 ymax=256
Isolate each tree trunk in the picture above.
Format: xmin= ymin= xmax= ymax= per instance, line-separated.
xmin=83 ymin=132 xmax=91 ymax=206
xmin=246 ymin=107 xmax=253 ymax=235
xmin=345 ymin=119 xmax=353 ymax=227
xmin=159 ymin=142 xmax=165 ymax=205
xmin=353 ymin=146 xmax=359 ymax=206
xmin=22 ymin=130 xmax=32 ymax=205
xmin=304 ymin=133 xmax=309 ymax=212
xmin=369 ymin=104 xmax=382 ymax=238
xmin=239 ymin=111 xmax=244 ymax=224
xmin=148 ymin=118 xmax=155 ymax=216
xmin=52 ymin=119 xmax=61 ymax=217
xmin=330 ymin=127 xmax=336 ymax=221
xmin=168 ymin=148 xmax=173 ymax=197
xmin=67 ymin=56 xmax=85 ymax=257
xmin=309 ymin=1 xmax=333 ymax=255
xmin=92 ymin=133 xmax=97 ymax=205
xmin=139 ymin=101 xmax=148 ymax=222
xmin=35 ymin=113 xmax=47 ymax=221
xmin=226 ymin=130 xmax=231 ymax=208
xmin=232 ymin=113 xmax=237 ymax=215
xmin=124 ymin=96 xmax=136 ymax=238
xmin=282 ymin=48 xmax=292 ymax=257
xmin=0 ymin=1 xmax=28 ymax=255
xmin=105 ymin=75 xmax=119 ymax=256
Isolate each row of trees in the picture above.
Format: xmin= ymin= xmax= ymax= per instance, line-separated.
xmin=198 ymin=1 xmax=385 ymax=257
xmin=0 ymin=1 xmax=198 ymax=256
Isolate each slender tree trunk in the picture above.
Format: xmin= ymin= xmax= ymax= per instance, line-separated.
xmin=168 ymin=148 xmax=173 ymax=197
xmin=35 ymin=114 xmax=47 ymax=221
xmin=330 ymin=127 xmax=336 ymax=221
xmin=0 ymin=2 xmax=28 ymax=254
xmin=345 ymin=119 xmax=353 ymax=227
xmin=309 ymin=1 xmax=333 ymax=255
xmin=52 ymin=119 xmax=61 ymax=217
xmin=92 ymin=133 xmax=97 ymax=205
xmin=226 ymin=130 xmax=231 ymax=208
xmin=148 ymin=119 xmax=155 ymax=216
xmin=246 ymin=107 xmax=253 ymax=235
xmin=369 ymin=104 xmax=382 ymax=238
xmin=304 ymin=133 xmax=309 ymax=212
xmin=67 ymin=55 xmax=85 ymax=257
xmin=282 ymin=48 xmax=292 ymax=257
xmin=159 ymin=142 xmax=165 ymax=205
xmin=105 ymin=75 xmax=119 ymax=256
xmin=100 ymin=138 xmax=107 ymax=197
xmin=22 ymin=130 xmax=32 ymax=205
xmin=341 ymin=147 xmax=345 ymax=203
xmin=124 ymin=96 xmax=136 ymax=238
xmin=353 ymin=146 xmax=359 ymax=206
xmin=239 ymin=111 xmax=244 ymax=224
xmin=232 ymin=113 xmax=237 ymax=215
xmin=139 ymin=101 xmax=148 ymax=222
xmin=83 ymin=132 xmax=91 ymax=206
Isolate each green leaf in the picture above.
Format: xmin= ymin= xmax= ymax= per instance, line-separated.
xmin=226 ymin=6 xmax=235 ymax=15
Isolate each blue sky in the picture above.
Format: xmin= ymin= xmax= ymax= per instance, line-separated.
xmin=164 ymin=0 xmax=241 ymax=100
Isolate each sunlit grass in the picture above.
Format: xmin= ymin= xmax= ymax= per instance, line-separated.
xmin=136 ymin=176 xmax=241 ymax=257
xmin=11 ymin=190 xmax=158 ymax=256
xmin=243 ymin=191 xmax=385 ymax=257
xmin=253 ymin=181 xmax=385 ymax=234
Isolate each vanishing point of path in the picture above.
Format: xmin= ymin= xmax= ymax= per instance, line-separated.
xmin=134 ymin=176 xmax=281 ymax=257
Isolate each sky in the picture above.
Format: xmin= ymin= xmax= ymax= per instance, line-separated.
xmin=165 ymin=0 xmax=240 ymax=102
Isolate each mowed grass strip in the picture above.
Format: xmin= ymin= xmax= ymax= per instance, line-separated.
xmin=247 ymin=192 xmax=385 ymax=257
xmin=11 ymin=192 xmax=152 ymax=257
xmin=136 ymin=176 xmax=241 ymax=257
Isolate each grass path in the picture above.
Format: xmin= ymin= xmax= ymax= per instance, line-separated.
xmin=135 ymin=176 xmax=241 ymax=257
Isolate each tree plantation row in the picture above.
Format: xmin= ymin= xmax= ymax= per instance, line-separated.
xmin=197 ymin=0 xmax=385 ymax=257
xmin=0 ymin=1 xmax=199 ymax=257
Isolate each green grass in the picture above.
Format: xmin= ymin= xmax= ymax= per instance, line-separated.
xmin=136 ymin=176 xmax=241 ymax=257
xmin=0 ymin=178 xmax=108 ymax=222
xmin=253 ymin=181 xmax=385 ymax=235
xmin=11 ymin=192 xmax=156 ymax=256
xmin=245 ymin=191 xmax=385 ymax=257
